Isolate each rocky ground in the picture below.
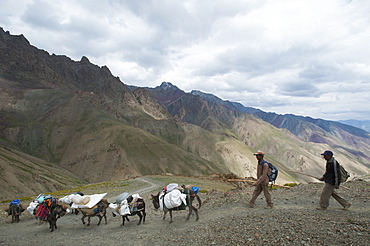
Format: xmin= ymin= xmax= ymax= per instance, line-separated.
xmin=0 ymin=178 xmax=369 ymax=246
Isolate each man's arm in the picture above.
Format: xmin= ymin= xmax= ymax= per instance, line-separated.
xmin=252 ymin=162 xmax=269 ymax=186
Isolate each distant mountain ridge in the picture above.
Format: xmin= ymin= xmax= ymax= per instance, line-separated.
xmin=189 ymin=90 xmax=370 ymax=139
xmin=339 ymin=119 xmax=370 ymax=133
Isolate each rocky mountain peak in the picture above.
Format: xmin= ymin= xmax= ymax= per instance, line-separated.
xmin=157 ymin=82 xmax=182 ymax=91
xmin=80 ymin=56 xmax=90 ymax=64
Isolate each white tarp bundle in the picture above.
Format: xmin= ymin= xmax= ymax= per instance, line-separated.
xmin=159 ymin=189 xmax=187 ymax=210
xmin=70 ymin=193 xmax=107 ymax=209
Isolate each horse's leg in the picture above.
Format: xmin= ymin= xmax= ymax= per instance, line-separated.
xmin=137 ymin=212 xmax=143 ymax=225
xmin=193 ymin=206 xmax=199 ymax=220
xmin=49 ymin=220 xmax=53 ymax=232
xmin=121 ymin=215 xmax=125 ymax=226
xmin=87 ymin=216 xmax=91 ymax=226
xmin=186 ymin=199 xmax=194 ymax=221
xmin=186 ymin=205 xmax=194 ymax=221
xmin=169 ymin=210 xmax=173 ymax=223
xmin=162 ymin=211 xmax=167 ymax=220
xmin=51 ymin=217 xmax=57 ymax=232
xmin=11 ymin=207 xmax=15 ymax=223
xmin=143 ymin=210 xmax=146 ymax=223
xmin=81 ymin=214 xmax=86 ymax=225
xmin=97 ymin=215 xmax=102 ymax=226
xmin=104 ymin=213 xmax=107 ymax=225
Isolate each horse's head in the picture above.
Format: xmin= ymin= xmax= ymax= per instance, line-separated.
xmin=55 ymin=205 xmax=67 ymax=217
xmin=151 ymin=193 xmax=160 ymax=210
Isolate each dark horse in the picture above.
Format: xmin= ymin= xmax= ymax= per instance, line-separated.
xmin=116 ymin=195 xmax=146 ymax=226
xmin=47 ymin=204 xmax=67 ymax=232
xmin=9 ymin=204 xmax=22 ymax=223
xmin=151 ymin=189 xmax=201 ymax=223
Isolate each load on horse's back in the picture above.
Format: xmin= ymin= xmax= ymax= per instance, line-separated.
xmin=151 ymin=183 xmax=201 ymax=223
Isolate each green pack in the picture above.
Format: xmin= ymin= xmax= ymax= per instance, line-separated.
xmin=339 ymin=164 xmax=350 ymax=183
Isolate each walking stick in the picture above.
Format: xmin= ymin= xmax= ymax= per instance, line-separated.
xmin=227 ymin=179 xmax=292 ymax=188
xmin=290 ymin=170 xmax=351 ymax=190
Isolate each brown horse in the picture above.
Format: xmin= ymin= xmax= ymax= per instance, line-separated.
xmin=151 ymin=189 xmax=201 ymax=223
xmin=79 ymin=199 xmax=109 ymax=226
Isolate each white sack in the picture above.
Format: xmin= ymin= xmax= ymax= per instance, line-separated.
xmin=166 ymin=183 xmax=178 ymax=192
xmin=26 ymin=201 xmax=39 ymax=215
xmin=109 ymin=203 xmax=120 ymax=216
xmin=119 ymin=200 xmax=131 ymax=216
xmin=159 ymin=189 xmax=187 ymax=210
xmin=131 ymin=193 xmax=142 ymax=203
xmin=71 ymin=195 xmax=90 ymax=205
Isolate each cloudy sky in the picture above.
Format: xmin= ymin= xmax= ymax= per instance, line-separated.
xmin=1 ymin=0 xmax=370 ymax=121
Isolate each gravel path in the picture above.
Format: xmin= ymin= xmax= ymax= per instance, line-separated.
xmin=0 ymin=179 xmax=369 ymax=246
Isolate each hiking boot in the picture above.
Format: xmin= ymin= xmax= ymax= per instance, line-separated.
xmin=316 ymin=207 xmax=327 ymax=210
xmin=264 ymin=205 xmax=273 ymax=209
xmin=247 ymin=202 xmax=255 ymax=208
xmin=342 ymin=203 xmax=351 ymax=210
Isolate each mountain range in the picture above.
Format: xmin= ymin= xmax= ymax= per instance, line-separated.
xmin=0 ymin=28 xmax=369 ymax=200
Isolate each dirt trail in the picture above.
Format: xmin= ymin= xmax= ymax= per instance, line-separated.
xmin=0 ymin=179 xmax=369 ymax=246
xmin=106 ymin=177 xmax=164 ymax=202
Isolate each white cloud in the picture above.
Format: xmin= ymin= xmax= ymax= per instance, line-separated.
xmin=1 ymin=0 xmax=370 ymax=121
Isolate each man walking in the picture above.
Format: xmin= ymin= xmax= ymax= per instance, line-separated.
xmin=247 ymin=151 xmax=273 ymax=209
xmin=316 ymin=150 xmax=351 ymax=210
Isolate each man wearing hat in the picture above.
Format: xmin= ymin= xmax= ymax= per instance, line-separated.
xmin=247 ymin=151 xmax=273 ymax=209
xmin=316 ymin=150 xmax=351 ymax=210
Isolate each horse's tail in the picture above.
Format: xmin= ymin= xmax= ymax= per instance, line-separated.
xmin=195 ymin=194 xmax=202 ymax=209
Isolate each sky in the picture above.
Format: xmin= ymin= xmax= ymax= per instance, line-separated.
xmin=1 ymin=0 xmax=370 ymax=121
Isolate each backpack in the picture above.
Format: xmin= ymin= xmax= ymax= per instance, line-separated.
xmin=262 ymin=161 xmax=278 ymax=183
xmin=333 ymin=159 xmax=350 ymax=184
xmin=339 ymin=165 xmax=350 ymax=183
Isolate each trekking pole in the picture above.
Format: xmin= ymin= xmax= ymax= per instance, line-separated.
xmin=227 ymin=179 xmax=292 ymax=188
xmin=290 ymin=171 xmax=351 ymax=190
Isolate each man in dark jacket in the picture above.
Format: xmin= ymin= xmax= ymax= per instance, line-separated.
xmin=316 ymin=150 xmax=351 ymax=210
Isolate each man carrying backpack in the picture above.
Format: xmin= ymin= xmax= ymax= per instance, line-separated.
xmin=316 ymin=150 xmax=351 ymax=210
xmin=247 ymin=151 xmax=273 ymax=209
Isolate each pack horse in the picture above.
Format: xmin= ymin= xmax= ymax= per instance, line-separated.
xmin=151 ymin=184 xmax=201 ymax=223
xmin=110 ymin=193 xmax=146 ymax=226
